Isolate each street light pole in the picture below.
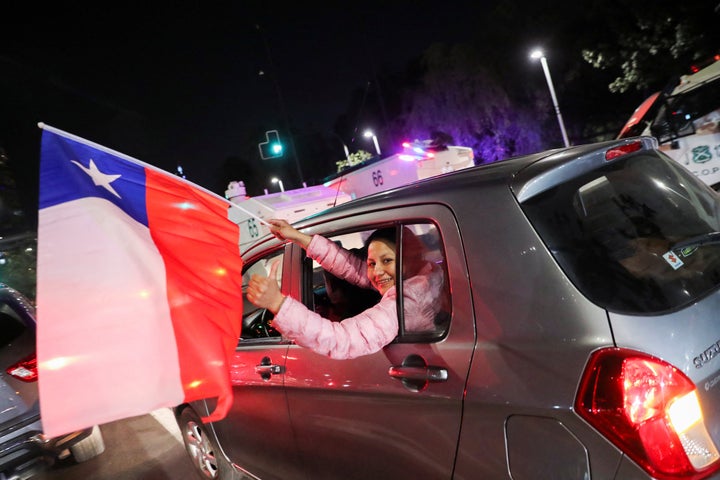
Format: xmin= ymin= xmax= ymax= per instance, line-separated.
xmin=530 ymin=49 xmax=570 ymax=148
xmin=272 ymin=177 xmax=285 ymax=192
xmin=363 ymin=129 xmax=382 ymax=156
xmin=331 ymin=132 xmax=350 ymax=160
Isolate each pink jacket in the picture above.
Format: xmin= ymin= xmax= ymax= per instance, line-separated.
xmin=272 ymin=235 xmax=442 ymax=359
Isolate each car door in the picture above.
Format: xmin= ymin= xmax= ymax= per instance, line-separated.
xmin=207 ymin=244 xmax=302 ymax=480
xmin=283 ymin=204 xmax=475 ymax=480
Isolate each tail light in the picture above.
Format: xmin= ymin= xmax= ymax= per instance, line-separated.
xmin=6 ymin=354 xmax=38 ymax=382
xmin=576 ymin=348 xmax=720 ymax=479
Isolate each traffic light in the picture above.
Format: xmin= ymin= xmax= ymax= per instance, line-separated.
xmin=259 ymin=130 xmax=284 ymax=159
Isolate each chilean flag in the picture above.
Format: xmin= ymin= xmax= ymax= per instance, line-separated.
xmin=37 ymin=124 xmax=244 ymax=437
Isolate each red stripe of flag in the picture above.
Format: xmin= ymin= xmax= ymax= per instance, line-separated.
xmin=146 ymin=169 xmax=244 ymax=422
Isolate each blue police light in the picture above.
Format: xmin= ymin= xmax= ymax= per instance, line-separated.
xmin=400 ymin=140 xmax=436 ymax=161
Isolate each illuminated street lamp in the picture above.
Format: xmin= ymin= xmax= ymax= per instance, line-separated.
xmin=530 ymin=49 xmax=570 ymax=147
xmin=363 ymin=129 xmax=382 ymax=156
xmin=271 ymin=177 xmax=285 ymax=192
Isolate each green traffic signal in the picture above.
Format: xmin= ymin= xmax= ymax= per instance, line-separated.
xmin=258 ymin=130 xmax=284 ymax=159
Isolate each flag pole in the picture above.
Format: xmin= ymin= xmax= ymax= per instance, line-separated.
xmin=37 ymin=123 xmax=270 ymax=227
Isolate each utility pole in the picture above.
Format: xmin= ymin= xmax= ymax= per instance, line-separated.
xmin=256 ymin=24 xmax=305 ymax=186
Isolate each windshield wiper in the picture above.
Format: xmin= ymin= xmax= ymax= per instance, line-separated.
xmin=671 ymin=232 xmax=720 ymax=252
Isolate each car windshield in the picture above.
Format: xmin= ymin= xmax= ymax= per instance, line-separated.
xmin=650 ymin=78 xmax=720 ymax=143
xmin=520 ymin=151 xmax=720 ymax=314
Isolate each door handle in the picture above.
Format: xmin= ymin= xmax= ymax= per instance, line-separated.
xmin=255 ymin=364 xmax=284 ymax=375
xmin=387 ymin=354 xmax=448 ymax=392
xmin=388 ymin=365 xmax=448 ymax=382
xmin=255 ymin=356 xmax=284 ymax=380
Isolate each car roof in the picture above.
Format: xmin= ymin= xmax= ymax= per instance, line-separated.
xmin=240 ymin=152 xmax=539 ymax=260
xmin=241 ymin=137 xmax=657 ymax=260
xmin=673 ymin=59 xmax=720 ymax=95
xmin=0 ymin=283 xmax=36 ymax=319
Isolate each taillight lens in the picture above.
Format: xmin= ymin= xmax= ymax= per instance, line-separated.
xmin=576 ymin=348 xmax=720 ymax=479
xmin=605 ymin=140 xmax=643 ymax=160
xmin=6 ymin=354 xmax=38 ymax=382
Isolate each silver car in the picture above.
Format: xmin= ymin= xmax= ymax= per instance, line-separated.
xmin=176 ymin=136 xmax=720 ymax=479
xmin=0 ymin=284 xmax=105 ymax=479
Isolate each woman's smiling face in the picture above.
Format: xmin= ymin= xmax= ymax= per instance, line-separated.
xmin=367 ymin=239 xmax=396 ymax=295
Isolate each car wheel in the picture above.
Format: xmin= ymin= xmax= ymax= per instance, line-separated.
xmin=70 ymin=425 xmax=106 ymax=462
xmin=178 ymin=406 xmax=240 ymax=480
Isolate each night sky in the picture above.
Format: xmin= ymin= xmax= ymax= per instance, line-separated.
xmin=3 ymin=2 xmax=499 ymax=194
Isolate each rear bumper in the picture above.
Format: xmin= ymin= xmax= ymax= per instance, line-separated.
xmin=0 ymin=415 xmax=93 ymax=475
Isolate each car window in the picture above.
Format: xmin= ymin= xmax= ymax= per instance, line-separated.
xmin=306 ymin=222 xmax=451 ymax=342
xmin=0 ymin=301 xmax=28 ymax=347
xmin=239 ymin=250 xmax=284 ymax=341
xmin=399 ymin=223 xmax=451 ymax=340
xmin=521 ymin=152 xmax=720 ymax=314
xmin=651 ymin=79 xmax=720 ymax=143
xmin=307 ymin=229 xmax=380 ymax=322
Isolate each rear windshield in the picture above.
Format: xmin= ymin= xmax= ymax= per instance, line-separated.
xmin=520 ymin=151 xmax=720 ymax=314
xmin=0 ymin=301 xmax=30 ymax=347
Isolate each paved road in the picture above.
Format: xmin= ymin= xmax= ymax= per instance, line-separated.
xmin=32 ymin=409 xmax=200 ymax=480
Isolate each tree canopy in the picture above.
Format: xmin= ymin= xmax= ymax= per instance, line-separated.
xmin=395 ymin=43 xmax=545 ymax=163
xmin=580 ymin=0 xmax=720 ymax=93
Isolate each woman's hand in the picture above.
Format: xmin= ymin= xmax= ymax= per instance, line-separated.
xmin=268 ymin=219 xmax=312 ymax=248
xmin=246 ymin=260 xmax=285 ymax=314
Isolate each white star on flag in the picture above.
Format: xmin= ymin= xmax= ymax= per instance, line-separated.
xmin=71 ymin=158 xmax=122 ymax=198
